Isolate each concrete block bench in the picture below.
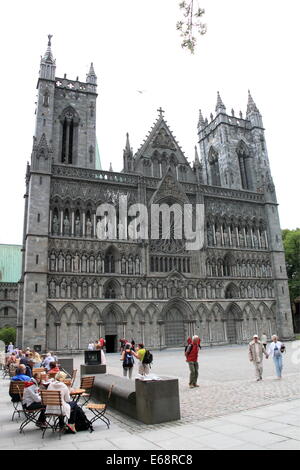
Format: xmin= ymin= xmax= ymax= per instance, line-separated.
xmin=89 ymin=374 xmax=180 ymax=424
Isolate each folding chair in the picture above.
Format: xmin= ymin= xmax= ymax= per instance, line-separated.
xmin=85 ymin=385 xmax=114 ymax=429
xmin=9 ymin=381 xmax=25 ymax=421
xmin=79 ymin=376 xmax=95 ymax=406
xmin=17 ymin=386 xmax=45 ymax=433
xmin=40 ymin=390 xmax=66 ymax=439
xmin=32 ymin=367 xmax=46 ymax=375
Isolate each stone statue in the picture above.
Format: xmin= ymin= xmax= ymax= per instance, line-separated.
xmin=135 ymin=257 xmax=140 ymax=275
xmin=97 ymin=256 xmax=102 ymax=273
xmin=82 ymin=282 xmax=88 ymax=298
xmin=71 ymin=281 xmax=78 ymax=299
xmin=92 ymin=281 xmax=98 ymax=298
xmin=66 ymin=254 xmax=72 ymax=272
xmin=49 ymin=280 xmax=56 ymax=298
xmin=75 ymin=217 xmax=81 ymax=237
xmin=61 ymin=279 xmax=66 ymax=298
xmin=52 ymin=215 xmax=59 ymax=235
xmin=58 ymin=253 xmax=64 ymax=272
xmin=50 ymin=253 xmax=56 ymax=271
xmin=90 ymin=256 xmax=95 ymax=273
xmin=64 ymin=216 xmax=70 ymax=236
xmin=82 ymin=254 xmax=87 ymax=272
xmin=74 ymin=254 xmax=79 ymax=273
xmin=86 ymin=218 xmax=92 ymax=237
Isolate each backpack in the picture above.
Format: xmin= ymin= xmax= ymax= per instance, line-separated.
xmin=123 ymin=351 xmax=134 ymax=368
xmin=65 ymin=407 xmax=93 ymax=433
xmin=142 ymin=349 xmax=153 ymax=366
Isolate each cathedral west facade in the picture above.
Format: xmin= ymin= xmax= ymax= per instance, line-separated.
xmin=17 ymin=37 xmax=294 ymax=352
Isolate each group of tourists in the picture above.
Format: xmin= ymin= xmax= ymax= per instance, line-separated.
xmin=185 ymin=333 xmax=286 ymax=388
xmin=248 ymin=334 xmax=286 ymax=381
xmin=120 ymin=341 xmax=152 ymax=378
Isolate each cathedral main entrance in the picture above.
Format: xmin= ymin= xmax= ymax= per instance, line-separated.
xmin=165 ymin=308 xmax=185 ymax=347
xmin=226 ymin=312 xmax=237 ymax=344
xmin=104 ymin=311 xmax=118 ymax=352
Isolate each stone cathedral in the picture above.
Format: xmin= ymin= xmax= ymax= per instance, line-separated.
xmin=17 ymin=37 xmax=294 ymax=352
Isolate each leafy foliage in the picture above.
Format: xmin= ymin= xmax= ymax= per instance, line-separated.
xmin=0 ymin=327 xmax=16 ymax=346
xmin=282 ymin=228 xmax=300 ymax=303
xmin=177 ymin=1 xmax=207 ymax=54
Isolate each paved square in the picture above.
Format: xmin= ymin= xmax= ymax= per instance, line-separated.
xmin=1 ymin=343 xmax=299 ymax=450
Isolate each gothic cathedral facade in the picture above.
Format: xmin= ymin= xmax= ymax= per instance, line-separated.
xmin=17 ymin=38 xmax=294 ymax=352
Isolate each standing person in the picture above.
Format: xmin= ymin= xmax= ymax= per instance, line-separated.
xmin=121 ymin=343 xmax=134 ymax=379
xmin=7 ymin=342 xmax=14 ymax=354
xmin=31 ymin=350 xmax=42 ymax=368
xmin=248 ymin=334 xmax=269 ymax=381
xmin=185 ymin=335 xmax=200 ymax=388
xmin=133 ymin=343 xmax=149 ymax=376
xmin=261 ymin=332 xmax=268 ymax=350
xmin=88 ymin=341 xmax=94 ymax=351
xmin=268 ymin=335 xmax=285 ymax=379
xmin=131 ymin=339 xmax=136 ymax=352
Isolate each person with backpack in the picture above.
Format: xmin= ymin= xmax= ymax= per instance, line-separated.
xmin=185 ymin=335 xmax=200 ymax=388
xmin=120 ymin=343 xmax=135 ymax=379
xmin=133 ymin=343 xmax=151 ymax=376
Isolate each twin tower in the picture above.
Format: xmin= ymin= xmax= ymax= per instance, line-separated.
xmin=16 ymin=36 xmax=293 ymax=350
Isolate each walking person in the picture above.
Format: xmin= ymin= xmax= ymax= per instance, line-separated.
xmin=268 ymin=335 xmax=285 ymax=379
xmin=185 ymin=335 xmax=200 ymax=388
xmin=248 ymin=334 xmax=269 ymax=381
xmin=121 ymin=343 xmax=134 ymax=379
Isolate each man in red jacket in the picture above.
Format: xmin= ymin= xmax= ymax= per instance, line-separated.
xmin=185 ymin=335 xmax=200 ymax=388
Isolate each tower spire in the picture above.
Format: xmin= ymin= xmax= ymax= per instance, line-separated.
xmin=39 ymin=35 xmax=56 ymax=80
xmin=215 ymin=91 xmax=226 ymax=114
xmin=198 ymin=109 xmax=205 ymax=129
xmin=247 ymin=90 xmax=259 ymax=115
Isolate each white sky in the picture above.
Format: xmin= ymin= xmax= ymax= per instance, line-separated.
xmin=0 ymin=0 xmax=299 ymax=245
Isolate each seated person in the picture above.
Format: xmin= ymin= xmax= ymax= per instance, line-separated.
xmin=42 ymin=352 xmax=56 ymax=371
xmin=20 ymin=352 xmax=33 ymax=378
xmin=48 ymin=361 xmax=60 ymax=375
xmin=46 ymin=371 xmax=81 ymax=433
xmin=10 ymin=365 xmax=32 ymax=402
xmin=22 ymin=374 xmax=46 ymax=427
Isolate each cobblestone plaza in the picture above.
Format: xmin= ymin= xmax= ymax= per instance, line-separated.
xmin=1 ymin=344 xmax=299 ymax=450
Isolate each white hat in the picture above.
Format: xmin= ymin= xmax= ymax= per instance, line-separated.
xmin=253 ymin=334 xmax=258 ymax=338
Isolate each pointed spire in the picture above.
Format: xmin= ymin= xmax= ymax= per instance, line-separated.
xmin=43 ymin=34 xmax=55 ymax=64
xmin=125 ymin=132 xmax=131 ymax=152
xmin=194 ymin=145 xmax=201 ymax=166
xmin=247 ymin=90 xmax=260 ymax=115
xmin=109 ymin=162 xmax=113 ymax=172
xmin=86 ymin=62 xmax=97 ymax=87
xmin=39 ymin=35 xmax=56 ymax=80
xmin=198 ymin=109 xmax=205 ymax=129
xmin=215 ymin=91 xmax=226 ymax=113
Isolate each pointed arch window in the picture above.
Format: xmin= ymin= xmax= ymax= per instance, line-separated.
xmin=60 ymin=107 xmax=80 ymax=164
xmin=208 ymin=147 xmax=221 ymax=186
xmin=237 ymin=141 xmax=251 ymax=190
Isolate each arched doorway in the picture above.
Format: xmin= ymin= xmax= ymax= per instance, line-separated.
xmin=165 ymin=307 xmax=185 ymax=347
xmin=226 ymin=312 xmax=237 ymax=343
xmin=104 ymin=311 xmax=118 ymax=352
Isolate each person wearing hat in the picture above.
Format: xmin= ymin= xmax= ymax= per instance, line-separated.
xmin=248 ymin=334 xmax=269 ymax=381
xmin=47 ymin=371 xmax=80 ymax=433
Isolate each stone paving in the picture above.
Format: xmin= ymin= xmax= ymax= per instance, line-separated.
xmin=0 ymin=342 xmax=299 ymax=450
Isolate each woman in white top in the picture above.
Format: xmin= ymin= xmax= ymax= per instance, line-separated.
xmin=267 ymin=335 xmax=284 ymax=379
xmin=47 ymin=371 xmax=78 ymax=432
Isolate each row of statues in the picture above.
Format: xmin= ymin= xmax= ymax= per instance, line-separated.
xmin=48 ymin=278 xmax=274 ymax=301
xmin=52 ymin=215 xmax=93 ymax=237
xmin=207 ymin=224 xmax=267 ymax=249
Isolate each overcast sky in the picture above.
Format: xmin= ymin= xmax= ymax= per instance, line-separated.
xmin=0 ymin=0 xmax=299 ymax=245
